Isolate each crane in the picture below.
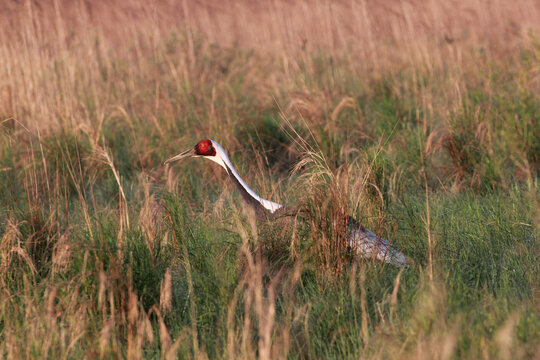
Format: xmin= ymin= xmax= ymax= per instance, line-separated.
xmin=165 ymin=139 xmax=411 ymax=268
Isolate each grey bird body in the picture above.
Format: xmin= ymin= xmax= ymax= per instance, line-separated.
xmin=347 ymin=217 xmax=411 ymax=268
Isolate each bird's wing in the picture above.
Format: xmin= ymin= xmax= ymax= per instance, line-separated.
xmin=348 ymin=217 xmax=411 ymax=268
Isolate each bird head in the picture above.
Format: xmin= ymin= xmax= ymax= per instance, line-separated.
xmin=165 ymin=139 xmax=227 ymax=170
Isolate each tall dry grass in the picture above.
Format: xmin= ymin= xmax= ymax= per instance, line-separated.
xmin=1 ymin=0 xmax=539 ymax=134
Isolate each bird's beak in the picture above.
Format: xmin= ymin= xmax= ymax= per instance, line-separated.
xmin=165 ymin=147 xmax=196 ymax=165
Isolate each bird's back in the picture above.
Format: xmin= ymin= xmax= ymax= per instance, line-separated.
xmin=347 ymin=217 xmax=411 ymax=268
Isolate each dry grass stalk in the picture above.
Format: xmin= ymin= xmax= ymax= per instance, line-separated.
xmin=160 ymin=268 xmax=173 ymax=315
xmin=226 ymin=215 xmax=302 ymax=359
xmin=389 ymin=269 xmax=403 ymax=321
xmin=139 ymin=179 xmax=166 ymax=254
xmin=288 ymin=129 xmax=391 ymax=274
xmin=0 ymin=219 xmax=37 ymax=283
xmin=51 ymin=229 xmax=72 ymax=275
xmin=99 ymin=318 xmax=115 ymax=357
xmin=158 ymin=312 xmax=171 ymax=355
xmin=126 ymin=289 xmax=156 ymax=360
xmin=180 ymin=240 xmax=200 ymax=358
xmin=359 ymin=266 xmax=369 ymax=342
xmin=93 ymin=146 xmax=130 ymax=249
xmin=495 ymin=312 xmax=520 ymax=360
xmin=423 ymin=165 xmax=434 ymax=283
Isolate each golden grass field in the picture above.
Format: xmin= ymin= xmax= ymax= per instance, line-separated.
xmin=0 ymin=0 xmax=539 ymax=358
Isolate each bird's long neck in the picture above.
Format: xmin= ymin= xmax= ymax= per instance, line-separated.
xmin=209 ymin=142 xmax=283 ymax=219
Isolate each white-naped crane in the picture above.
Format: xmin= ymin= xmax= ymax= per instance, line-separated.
xmin=166 ymin=139 xmax=411 ymax=268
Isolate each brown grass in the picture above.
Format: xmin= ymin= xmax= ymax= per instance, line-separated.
xmin=1 ymin=0 xmax=539 ymax=134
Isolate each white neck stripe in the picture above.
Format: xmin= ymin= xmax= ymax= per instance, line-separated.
xmin=205 ymin=140 xmax=283 ymax=213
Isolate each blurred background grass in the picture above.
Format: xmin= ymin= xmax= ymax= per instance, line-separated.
xmin=0 ymin=0 xmax=539 ymax=358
